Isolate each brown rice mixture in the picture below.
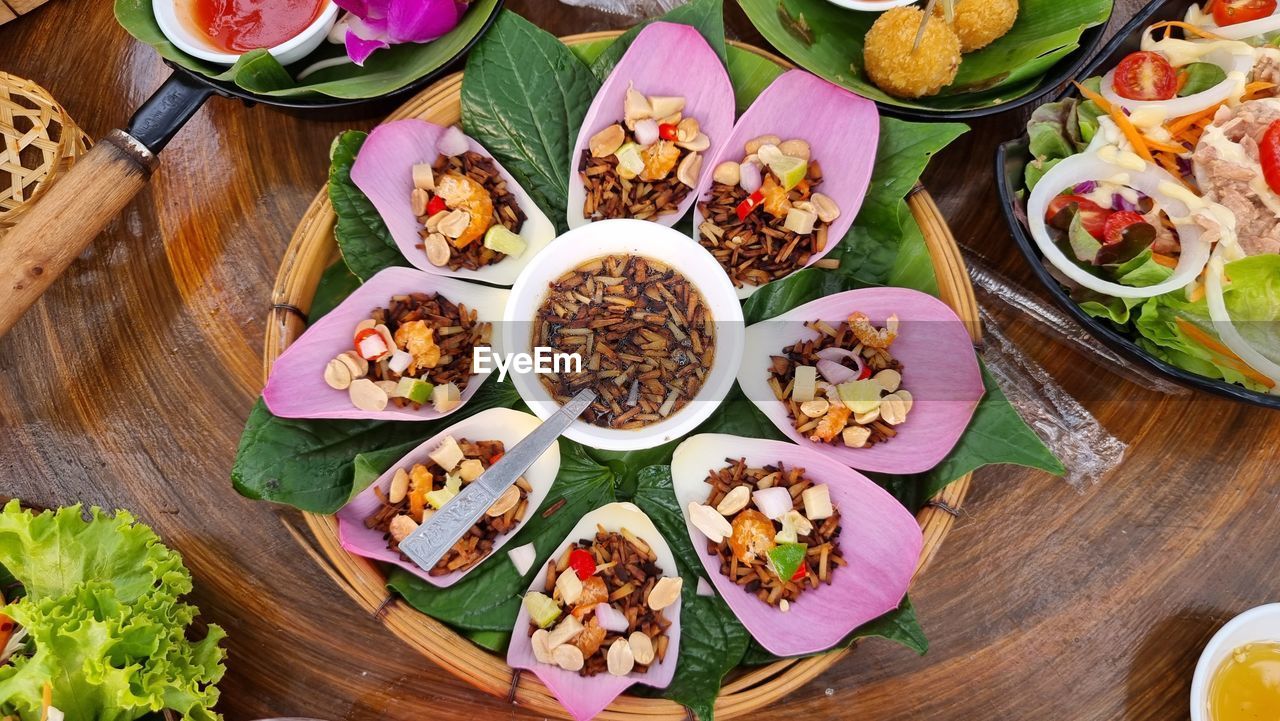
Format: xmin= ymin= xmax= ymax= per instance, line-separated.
xmin=700 ymin=459 xmax=844 ymax=607
xmin=534 ymin=254 xmax=714 ymax=429
xmin=413 ymin=150 xmax=527 ymax=270
xmin=368 ymin=292 xmax=490 ymax=398
xmin=530 ymin=528 xmax=676 ymax=677
xmin=367 ymin=438 xmax=531 ymax=575
xmin=578 ymin=86 xmax=707 ymax=222
xmin=767 ymin=312 xmax=912 ymax=448
xmin=697 ymin=161 xmax=830 ymax=288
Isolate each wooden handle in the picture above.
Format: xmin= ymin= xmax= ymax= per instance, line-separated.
xmin=0 ymin=130 xmax=156 ymax=337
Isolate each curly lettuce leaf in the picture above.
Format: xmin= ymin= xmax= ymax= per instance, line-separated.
xmin=0 ymin=502 xmax=225 ymax=721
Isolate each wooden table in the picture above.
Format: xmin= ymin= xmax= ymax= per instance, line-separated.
xmin=2 ymin=1 xmax=1277 ymax=719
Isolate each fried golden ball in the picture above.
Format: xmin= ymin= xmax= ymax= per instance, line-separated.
xmin=935 ymin=0 xmax=1019 ymax=53
xmin=863 ymin=7 xmax=962 ymax=100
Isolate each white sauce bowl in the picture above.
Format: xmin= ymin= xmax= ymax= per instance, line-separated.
xmin=1190 ymin=603 xmax=1280 ymax=721
xmin=502 ymin=219 xmax=744 ymax=451
xmin=152 ymin=0 xmax=340 ymax=67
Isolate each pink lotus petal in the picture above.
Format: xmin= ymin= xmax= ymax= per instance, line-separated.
xmin=262 ymin=266 xmax=508 ymax=421
xmin=566 ymin=22 xmax=735 ymax=230
xmin=335 ymin=408 xmax=560 ymax=587
xmin=351 ymin=120 xmax=555 ymax=286
xmin=508 ymin=502 xmax=681 ymax=721
xmin=737 ymin=287 xmax=983 ymax=474
xmin=692 ymin=70 xmax=879 ymax=298
xmin=671 ymin=434 xmax=921 ymax=656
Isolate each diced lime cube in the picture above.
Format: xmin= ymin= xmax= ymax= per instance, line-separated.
xmin=484 ymin=224 xmax=527 ymax=257
xmin=394 ymin=377 xmax=434 ymax=405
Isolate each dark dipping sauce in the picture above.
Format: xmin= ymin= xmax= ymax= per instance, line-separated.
xmin=187 ymin=0 xmax=326 ymax=53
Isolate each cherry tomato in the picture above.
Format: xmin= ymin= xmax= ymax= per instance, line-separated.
xmin=354 ymin=328 xmax=389 ymax=361
xmin=1102 ymin=211 xmax=1147 ymax=245
xmin=1112 ymin=51 xmax=1178 ymax=101
xmin=1046 ymin=194 xmax=1110 ymax=240
xmin=568 ymin=548 xmax=596 ymax=580
xmin=658 ymin=123 xmax=679 ymax=141
xmin=426 ymin=195 xmax=447 ymax=216
xmin=1213 ymin=0 xmax=1277 ymax=26
xmin=728 ymin=509 xmax=776 ymax=563
xmin=736 ymin=190 xmax=765 ymax=221
xmin=1260 ymin=120 xmax=1280 ymax=196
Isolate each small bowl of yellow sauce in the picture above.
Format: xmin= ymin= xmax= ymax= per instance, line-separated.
xmin=1192 ymin=604 xmax=1280 ymax=721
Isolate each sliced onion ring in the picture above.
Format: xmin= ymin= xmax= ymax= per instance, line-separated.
xmin=1188 ymin=7 xmax=1280 ymax=41
xmin=815 ymin=347 xmax=865 ymax=384
xmin=1203 ymin=252 xmax=1280 ymax=391
xmin=1027 ymin=152 xmax=1211 ymax=299
xmin=1100 ymin=44 xmax=1253 ymax=118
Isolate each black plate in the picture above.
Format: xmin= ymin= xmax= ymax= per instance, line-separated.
xmin=880 ymin=4 xmax=1115 ymax=121
xmin=997 ymin=0 xmax=1280 ymax=409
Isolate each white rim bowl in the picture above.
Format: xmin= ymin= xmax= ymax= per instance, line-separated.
xmin=822 ymin=0 xmax=918 ymax=11
xmin=153 ymin=0 xmax=340 ymax=67
xmin=502 ymin=219 xmax=744 ymax=451
xmin=1190 ymin=602 xmax=1280 ymax=721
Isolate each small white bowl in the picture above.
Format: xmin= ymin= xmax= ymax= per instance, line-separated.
xmin=823 ymin=0 xmax=918 ymax=11
xmin=502 ymin=219 xmax=744 ymax=451
xmin=1191 ymin=603 xmax=1280 ymax=721
xmin=153 ymin=0 xmax=340 ymax=67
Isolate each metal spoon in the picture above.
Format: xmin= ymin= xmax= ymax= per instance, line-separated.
xmin=398 ymin=388 xmax=598 ymax=572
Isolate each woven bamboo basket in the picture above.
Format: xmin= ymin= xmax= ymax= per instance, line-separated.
xmin=264 ymin=33 xmax=980 ymax=720
xmin=0 ymin=71 xmax=90 ymax=229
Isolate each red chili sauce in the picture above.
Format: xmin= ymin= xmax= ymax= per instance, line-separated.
xmin=187 ymin=0 xmax=326 ymax=53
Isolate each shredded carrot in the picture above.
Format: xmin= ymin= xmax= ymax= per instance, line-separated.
xmin=1169 ymin=105 xmax=1222 ymax=136
xmin=0 ymin=613 xmax=12 ymax=650
xmin=1147 ymin=20 xmax=1223 ymax=40
xmin=1152 ymin=252 xmax=1179 ymax=268
xmin=1070 ymin=82 xmax=1157 ymax=162
xmin=1176 ymin=318 xmax=1277 ymax=388
xmin=1144 ymin=136 xmax=1189 ymax=154
xmin=1176 ymin=71 xmax=1189 ymax=95
xmin=1074 ymin=81 xmax=1113 ymax=113
xmin=40 ymin=683 xmax=51 ymax=721
xmin=1242 ymin=81 xmax=1277 ymax=101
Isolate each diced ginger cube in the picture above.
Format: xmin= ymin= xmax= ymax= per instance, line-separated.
xmin=458 ymin=458 xmax=485 ymax=482
xmin=429 ymin=436 xmax=465 ymax=472
xmin=801 ymin=484 xmax=833 ymax=520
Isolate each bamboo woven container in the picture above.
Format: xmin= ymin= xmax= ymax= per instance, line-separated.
xmin=265 ymin=33 xmax=981 ymax=720
xmin=0 ymin=71 xmax=89 ymax=229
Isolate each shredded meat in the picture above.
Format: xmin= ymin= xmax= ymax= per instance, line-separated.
xmin=1253 ymin=49 xmax=1280 ymax=98
xmin=1191 ymin=98 xmax=1280 ymax=256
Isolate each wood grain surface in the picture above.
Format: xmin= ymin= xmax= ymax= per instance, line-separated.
xmin=1 ymin=2 xmax=1275 ymax=720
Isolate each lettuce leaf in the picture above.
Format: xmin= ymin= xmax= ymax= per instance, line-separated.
xmin=0 ymin=502 xmax=225 ymax=721
xmin=1132 ymin=254 xmax=1280 ymax=390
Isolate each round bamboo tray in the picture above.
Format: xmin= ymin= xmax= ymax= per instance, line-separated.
xmin=265 ymin=32 xmax=980 ymax=720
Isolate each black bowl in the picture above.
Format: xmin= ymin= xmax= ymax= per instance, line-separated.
xmin=879 ymin=4 xmax=1114 ymax=121
xmin=997 ymin=0 xmax=1280 ymax=409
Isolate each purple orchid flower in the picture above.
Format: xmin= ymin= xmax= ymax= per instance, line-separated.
xmin=333 ymin=0 xmax=465 ymax=65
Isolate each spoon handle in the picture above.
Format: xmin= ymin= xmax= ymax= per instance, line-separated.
xmin=399 ymin=388 xmax=598 ymax=572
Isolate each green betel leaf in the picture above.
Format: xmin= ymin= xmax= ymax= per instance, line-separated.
xmin=630 ymin=466 xmax=750 ymax=720
xmin=231 ymin=378 xmax=522 ymax=513
xmin=329 ymin=131 xmax=406 ymax=281
xmin=387 ymin=442 xmax=616 ymax=631
xmin=310 ymin=260 xmax=364 ymax=321
xmin=588 ymin=0 xmax=728 ymax=80
xmin=737 ymin=0 xmax=1110 ymax=112
xmin=460 ymin=12 xmax=600 ymax=234
xmin=915 ymin=363 xmax=1065 ymax=499
xmin=114 ymin=0 xmax=500 ymax=100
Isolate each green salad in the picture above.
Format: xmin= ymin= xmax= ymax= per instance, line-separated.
xmin=0 ymin=501 xmax=225 ymax=721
